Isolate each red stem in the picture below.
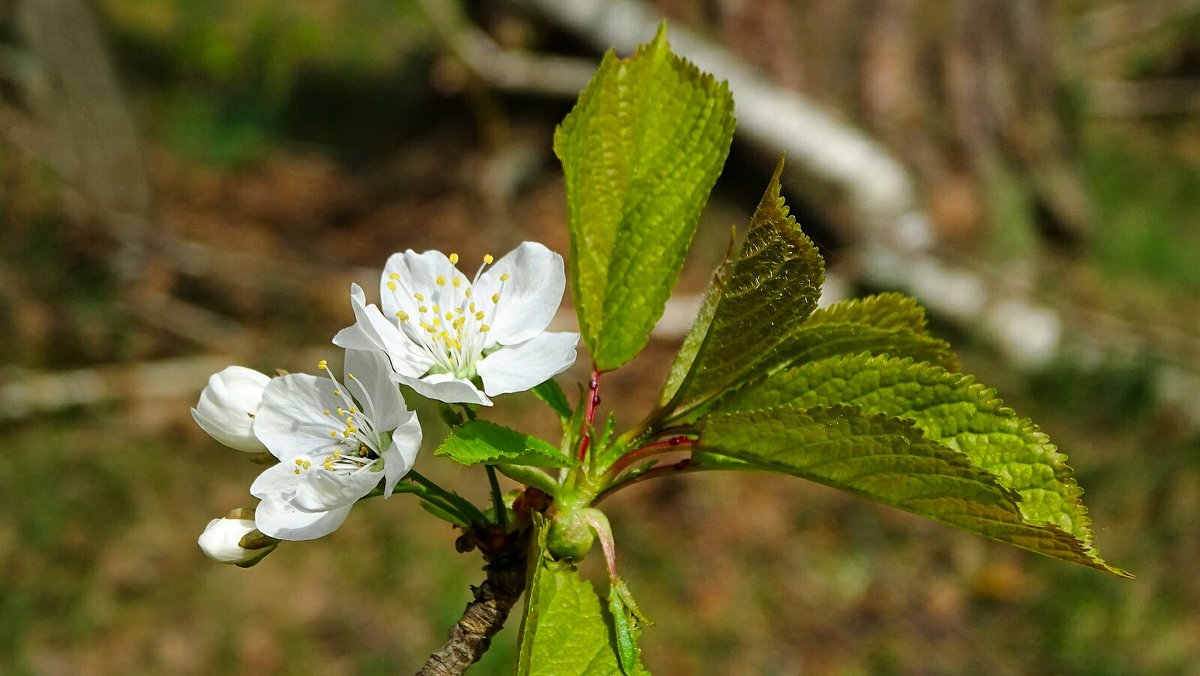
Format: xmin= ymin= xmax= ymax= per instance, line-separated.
xmin=595 ymin=458 xmax=704 ymax=504
xmin=577 ymin=367 xmax=602 ymax=462
xmin=607 ymin=436 xmax=694 ymax=475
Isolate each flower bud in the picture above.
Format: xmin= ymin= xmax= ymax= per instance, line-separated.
xmin=192 ymin=366 xmax=270 ymax=453
xmin=546 ymin=507 xmax=596 ymax=561
xmin=198 ymin=508 xmax=278 ymax=567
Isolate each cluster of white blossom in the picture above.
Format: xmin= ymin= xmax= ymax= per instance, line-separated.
xmin=194 ymin=243 xmax=578 ymax=564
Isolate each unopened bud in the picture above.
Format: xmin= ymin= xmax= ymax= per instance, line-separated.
xmin=192 ymin=366 xmax=271 ymax=453
xmin=198 ymin=508 xmax=279 ymax=567
xmin=546 ymin=507 xmax=596 ymax=561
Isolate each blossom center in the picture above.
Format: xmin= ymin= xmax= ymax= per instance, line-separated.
xmin=386 ymin=253 xmax=509 ymax=378
xmin=290 ymin=361 xmax=386 ymax=479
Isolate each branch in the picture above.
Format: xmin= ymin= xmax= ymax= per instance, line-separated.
xmin=419 ymin=527 xmax=530 ymax=676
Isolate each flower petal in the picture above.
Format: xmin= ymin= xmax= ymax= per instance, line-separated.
xmin=291 ymin=461 xmax=380 ymax=512
xmin=474 ymin=242 xmax=566 ymax=345
xmin=335 ymin=284 xmax=432 ymax=378
xmin=382 ymin=250 xmax=470 ymax=324
xmin=344 ymin=348 xmax=410 ymax=431
xmin=254 ymin=495 xmax=353 ymax=541
xmin=477 ymin=331 xmax=580 ymax=396
xmin=253 ymin=373 xmax=347 ymax=462
xmin=382 ymin=412 xmax=422 ymax=498
xmin=472 ymin=331 xmax=576 ymax=396
xmin=392 ymin=371 xmax=492 ymax=406
xmin=250 ymin=462 xmax=372 ymax=540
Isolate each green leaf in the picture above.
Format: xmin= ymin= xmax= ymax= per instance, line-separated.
xmin=434 ymin=420 xmax=577 ymax=468
xmin=556 ymin=23 xmax=735 ymax=371
xmin=659 ymin=158 xmax=825 ymax=417
xmin=715 ymin=355 xmax=1129 ymax=576
xmin=699 ymin=405 xmax=1128 ymax=576
xmin=533 ymin=378 xmax=573 ymax=424
xmin=594 ymin=413 xmax=630 ymax=472
xmin=659 ymin=229 xmax=736 ymax=406
xmin=517 ymin=519 xmax=650 ymax=675
xmin=771 ymin=293 xmax=958 ymax=370
xmin=608 ymin=578 xmax=648 ymax=674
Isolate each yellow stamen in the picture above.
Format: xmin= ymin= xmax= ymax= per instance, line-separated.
xmin=389 ymin=272 xmax=399 ymax=280
xmin=483 ymin=254 xmax=494 ymax=264
xmin=436 ymin=275 xmax=446 ymax=286
xmin=500 ymin=273 xmax=510 ymax=282
xmin=449 ymin=252 xmax=460 ymax=264
xmin=414 ymin=293 xmax=425 ymax=302
xmin=317 ymin=359 xmax=328 ymax=370
xmin=480 ymin=324 xmax=490 ymax=332
xmin=396 ymin=311 xmax=409 ymax=321
xmin=452 ymin=277 xmax=461 ymax=288
xmin=387 ymin=281 xmax=397 ymax=291
xmin=346 ymin=373 xmax=355 ymax=380
xmin=491 ymin=293 xmax=500 ymax=304
xmin=330 ymin=430 xmax=338 ymax=437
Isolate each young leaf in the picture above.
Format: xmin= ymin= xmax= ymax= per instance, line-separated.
xmin=699 ymin=405 xmax=1128 ymax=576
xmin=608 ymin=578 xmax=642 ymax=674
xmin=517 ymin=520 xmax=650 ymax=675
xmin=533 ymin=378 xmax=573 ymax=424
xmin=769 ymin=294 xmax=958 ymax=370
xmin=435 ymin=420 xmax=577 ymax=468
xmin=659 ymin=158 xmax=825 ymax=417
xmin=714 ymin=356 xmax=1129 ymax=576
xmin=659 ymin=230 xmax=735 ymax=406
xmin=556 ymin=23 xmax=735 ymax=371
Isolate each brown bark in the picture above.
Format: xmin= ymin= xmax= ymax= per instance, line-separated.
xmin=417 ymin=525 xmax=531 ymax=676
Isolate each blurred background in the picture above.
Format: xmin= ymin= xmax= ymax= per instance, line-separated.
xmin=1 ymin=0 xmax=1198 ymax=673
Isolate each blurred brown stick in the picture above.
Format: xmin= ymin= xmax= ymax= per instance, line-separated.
xmin=0 ymin=355 xmax=232 ymax=422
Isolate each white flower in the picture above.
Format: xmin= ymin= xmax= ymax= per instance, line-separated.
xmin=333 ymin=241 xmax=579 ymax=406
xmin=197 ymin=508 xmax=277 ymax=566
xmin=192 ymin=366 xmax=271 ymax=453
xmin=250 ymin=349 xmax=421 ymax=541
